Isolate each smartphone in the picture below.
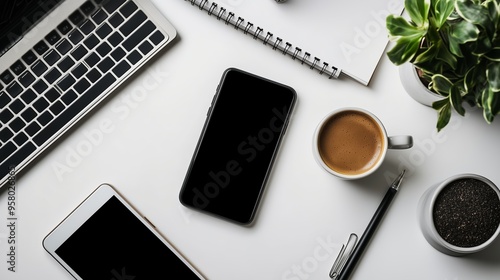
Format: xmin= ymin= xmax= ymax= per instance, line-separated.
xmin=43 ymin=184 xmax=206 ymax=279
xmin=179 ymin=68 xmax=297 ymax=225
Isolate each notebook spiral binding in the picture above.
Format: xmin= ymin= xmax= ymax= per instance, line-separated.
xmin=186 ymin=0 xmax=342 ymax=79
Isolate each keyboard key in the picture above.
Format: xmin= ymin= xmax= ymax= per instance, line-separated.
xmin=44 ymin=88 xmax=61 ymax=102
xmin=85 ymin=53 xmax=100 ymax=67
xmin=0 ymin=70 xmax=14 ymax=84
xmin=103 ymin=0 xmax=126 ymax=14
xmin=34 ymin=40 xmax=49 ymax=55
xmin=0 ymin=92 xmax=11 ymax=108
xmin=74 ymin=78 xmax=91 ymax=94
xmin=33 ymin=80 xmax=48 ymax=94
xmin=33 ymin=73 xmax=116 ymax=146
xmin=25 ymin=122 xmax=41 ymax=136
xmin=79 ymin=20 xmax=96 ymax=35
xmin=22 ymin=50 xmax=37 ymax=65
xmin=68 ymin=29 xmax=84 ymax=45
xmin=123 ymin=21 xmax=156 ymax=51
xmin=84 ymin=34 xmax=99 ymax=50
xmin=9 ymin=100 xmax=25 ymax=114
xmin=45 ymin=30 xmax=61 ymax=45
xmin=19 ymin=71 xmax=35 ymax=88
xmin=20 ymin=89 xmax=36 ymax=104
xmin=57 ymin=56 xmax=75 ymax=72
xmin=44 ymin=68 xmax=62 ymax=84
xmin=57 ymin=20 xmax=73 ymax=35
xmin=72 ymin=63 xmax=88 ymax=79
xmin=61 ymin=90 xmax=78 ymax=105
xmin=56 ymin=39 xmax=72 ymax=55
xmin=120 ymin=11 xmax=146 ymax=37
xmin=86 ymin=69 xmax=101 ymax=83
xmin=112 ymin=60 xmax=131 ymax=78
xmin=21 ymin=107 xmax=37 ymax=123
xmin=43 ymin=49 xmax=61 ymax=66
xmin=110 ymin=47 xmax=126 ymax=61
xmin=31 ymin=60 xmax=48 ymax=76
xmin=120 ymin=1 xmax=138 ymax=18
xmin=0 ymin=142 xmax=36 ymax=181
xmin=150 ymin=30 xmax=165 ymax=45
xmin=97 ymin=57 xmax=115 ymax=73
xmin=0 ymin=129 xmax=14 ymax=142
xmin=80 ymin=1 xmax=96 ymax=15
xmin=49 ymin=101 xmax=65 ymax=116
xmin=37 ymin=111 xmax=53 ymax=126
xmin=69 ymin=10 xmax=85 ymax=25
xmin=96 ymin=23 xmax=112 ymax=39
xmin=33 ymin=97 xmax=49 ymax=113
xmin=91 ymin=9 xmax=108 ymax=25
xmin=126 ymin=50 xmax=142 ymax=65
xmin=0 ymin=109 xmax=14 ymax=124
xmin=6 ymin=82 xmax=23 ymax=98
xmin=96 ymin=42 xmax=112 ymax=57
xmin=108 ymin=32 xmax=124 ymax=47
xmin=109 ymin=13 xmax=124 ymax=28
xmin=57 ymin=75 xmax=76 ymax=92
xmin=70 ymin=45 xmax=88 ymax=61
xmin=9 ymin=117 xmax=26 ymax=133
xmin=139 ymin=41 xmax=153 ymax=55
xmin=11 ymin=60 xmax=26 ymax=75
xmin=13 ymin=132 xmax=28 ymax=146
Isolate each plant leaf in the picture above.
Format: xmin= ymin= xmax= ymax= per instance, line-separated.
xmin=449 ymin=82 xmax=466 ymax=115
xmin=432 ymin=99 xmax=452 ymax=131
xmin=482 ymin=87 xmax=497 ymax=123
xmin=447 ymin=32 xmax=464 ymax=57
xmin=433 ymin=0 xmax=457 ymax=27
xmin=406 ymin=0 xmax=431 ymax=27
xmin=450 ymin=20 xmax=480 ymax=44
xmin=386 ymin=15 xmax=427 ymax=38
xmin=487 ymin=61 xmax=500 ymax=91
xmin=432 ymin=74 xmax=453 ymax=96
xmin=456 ymin=0 xmax=492 ymax=31
xmin=436 ymin=41 xmax=458 ymax=69
xmin=485 ymin=47 xmax=500 ymax=61
xmin=387 ymin=36 xmax=422 ymax=65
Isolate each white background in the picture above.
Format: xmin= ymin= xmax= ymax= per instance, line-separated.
xmin=2 ymin=0 xmax=500 ymax=279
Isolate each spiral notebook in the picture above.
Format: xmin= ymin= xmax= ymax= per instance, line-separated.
xmin=183 ymin=0 xmax=404 ymax=86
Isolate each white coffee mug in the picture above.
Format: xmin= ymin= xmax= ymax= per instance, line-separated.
xmin=312 ymin=107 xmax=413 ymax=180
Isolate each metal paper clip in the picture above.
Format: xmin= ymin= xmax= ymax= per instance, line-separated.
xmin=329 ymin=233 xmax=358 ymax=279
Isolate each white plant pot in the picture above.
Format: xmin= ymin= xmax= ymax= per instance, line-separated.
xmin=399 ymin=63 xmax=444 ymax=107
xmin=417 ymin=174 xmax=500 ymax=256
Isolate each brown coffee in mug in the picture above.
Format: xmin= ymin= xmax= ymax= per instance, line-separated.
xmin=317 ymin=110 xmax=385 ymax=176
xmin=313 ymin=107 xmax=412 ymax=180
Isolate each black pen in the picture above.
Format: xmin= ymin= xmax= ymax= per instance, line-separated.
xmin=330 ymin=170 xmax=406 ymax=280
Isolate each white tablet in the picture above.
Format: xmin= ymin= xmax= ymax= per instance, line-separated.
xmin=43 ymin=184 xmax=206 ymax=279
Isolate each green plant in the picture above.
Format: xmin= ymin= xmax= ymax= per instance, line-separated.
xmin=386 ymin=0 xmax=500 ymax=131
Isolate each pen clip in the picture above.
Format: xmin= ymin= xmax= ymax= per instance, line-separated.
xmin=329 ymin=233 xmax=358 ymax=279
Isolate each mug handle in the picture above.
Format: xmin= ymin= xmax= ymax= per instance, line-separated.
xmin=388 ymin=136 xmax=413 ymax=149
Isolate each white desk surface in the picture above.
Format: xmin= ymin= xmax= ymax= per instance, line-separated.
xmin=2 ymin=1 xmax=500 ymax=279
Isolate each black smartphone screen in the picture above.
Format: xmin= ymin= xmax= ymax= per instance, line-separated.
xmin=179 ymin=68 xmax=296 ymax=224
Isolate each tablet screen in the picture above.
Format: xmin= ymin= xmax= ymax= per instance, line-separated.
xmin=55 ymin=195 xmax=201 ymax=279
